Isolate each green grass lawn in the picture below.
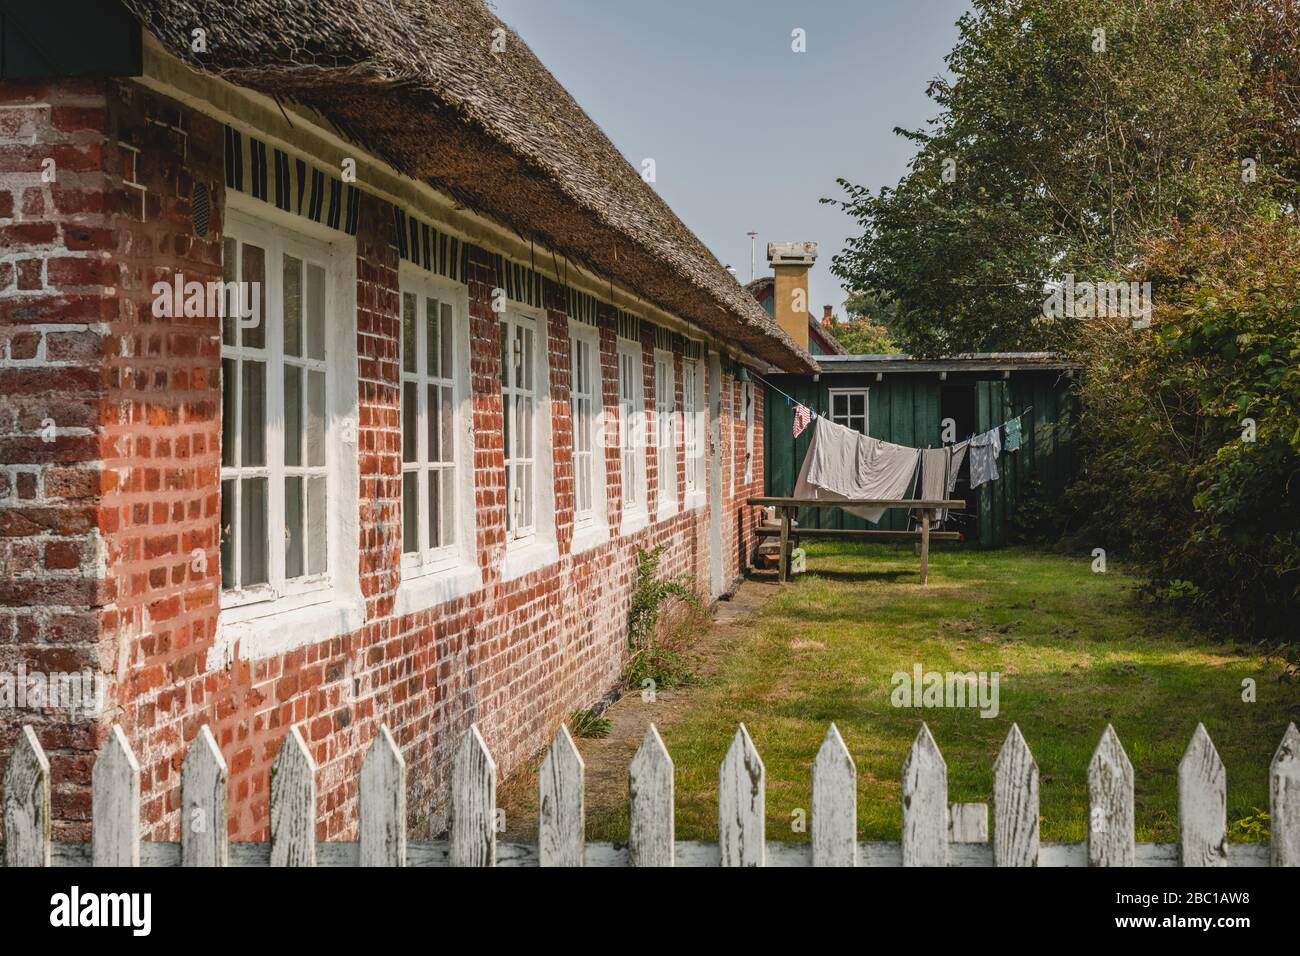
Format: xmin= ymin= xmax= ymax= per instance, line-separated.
xmin=605 ymin=542 xmax=1297 ymax=844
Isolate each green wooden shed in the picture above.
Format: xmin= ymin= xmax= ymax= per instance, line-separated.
xmin=763 ymin=353 xmax=1080 ymax=547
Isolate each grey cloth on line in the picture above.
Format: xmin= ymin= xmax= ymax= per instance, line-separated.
xmin=947 ymin=440 xmax=969 ymax=498
xmin=792 ymin=417 xmax=920 ymax=524
xmin=968 ymin=427 xmax=1001 ymax=488
xmin=918 ymin=447 xmax=948 ymax=524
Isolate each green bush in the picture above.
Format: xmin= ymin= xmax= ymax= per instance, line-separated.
xmin=1069 ymin=217 xmax=1300 ymax=671
xmin=625 ymin=545 xmax=704 ymax=689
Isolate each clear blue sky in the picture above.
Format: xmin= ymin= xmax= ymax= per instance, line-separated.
xmin=490 ymin=0 xmax=971 ymax=319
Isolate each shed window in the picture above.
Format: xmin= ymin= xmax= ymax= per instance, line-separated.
xmin=829 ymin=389 xmax=869 ymax=434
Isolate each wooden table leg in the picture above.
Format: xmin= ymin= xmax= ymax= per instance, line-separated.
xmin=779 ymin=506 xmax=791 ymax=584
xmin=919 ymin=509 xmax=931 ymax=585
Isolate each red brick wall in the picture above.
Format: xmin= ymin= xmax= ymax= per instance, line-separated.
xmin=0 ymin=78 xmax=770 ymax=844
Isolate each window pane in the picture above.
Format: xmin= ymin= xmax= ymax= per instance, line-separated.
xmin=402 ymin=470 xmax=419 ymax=554
xmin=440 ymin=468 xmax=456 ymax=547
xmin=240 ymin=243 xmax=265 ymax=349
xmin=221 ymin=358 xmax=236 ymax=468
xmin=521 ymin=327 xmax=534 ymax=390
xmin=519 ymin=396 xmax=533 ymax=457
xmin=307 ymin=475 xmax=327 ymax=574
xmin=284 ymin=365 xmax=303 ymax=467
xmin=440 ymin=385 xmax=454 ymax=467
xmin=306 ymin=263 xmax=326 ymax=360
xmin=307 ymin=370 xmax=326 ymax=467
xmin=402 ymin=293 xmax=417 ymax=374
xmin=221 ymin=238 xmax=237 ymax=344
xmin=576 ymin=459 xmax=590 ymax=514
xmin=426 ymin=297 xmax=440 ymax=378
xmin=440 ymin=302 xmax=454 ymax=380
xmin=283 ymin=254 xmax=303 ymax=357
xmin=851 ymin=394 xmax=864 ymax=415
xmin=240 ymin=477 xmax=268 ymax=586
xmin=427 ymin=383 xmax=440 ymax=462
xmin=427 ymin=467 xmax=441 ymax=548
xmin=241 ymin=360 xmax=265 ymax=467
xmin=285 ymin=475 xmax=304 ymax=579
xmin=220 ymin=478 xmax=234 ymax=588
xmin=522 ymin=462 xmax=534 ymax=529
xmin=402 ymin=381 xmax=418 ymax=464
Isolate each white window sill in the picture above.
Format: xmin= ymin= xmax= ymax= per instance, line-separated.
xmin=571 ymin=520 xmax=610 ymax=556
xmin=656 ymin=497 xmax=678 ymax=522
xmin=209 ymin=592 xmax=366 ymax=668
xmin=393 ymin=562 xmax=482 ymax=618
xmin=501 ymin=536 xmax=560 ymax=582
xmin=683 ymin=490 xmax=707 ymax=512
xmin=621 ymin=507 xmax=649 ymax=536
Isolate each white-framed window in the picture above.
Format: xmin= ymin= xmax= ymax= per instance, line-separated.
xmin=570 ymin=326 xmax=599 ymax=527
xmin=654 ymin=349 xmax=676 ymax=514
xmin=829 ymin=388 xmax=869 ymax=434
xmin=399 ymin=274 xmax=466 ymax=573
xmin=501 ymin=310 xmax=539 ymax=541
xmin=683 ymin=357 xmax=704 ymax=496
xmin=617 ymin=339 xmax=646 ymax=517
xmin=220 ymin=213 xmax=335 ymax=609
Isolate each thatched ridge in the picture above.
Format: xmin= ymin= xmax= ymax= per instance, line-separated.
xmin=122 ymin=0 xmax=816 ymax=372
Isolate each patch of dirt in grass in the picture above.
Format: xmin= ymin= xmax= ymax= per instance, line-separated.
xmin=496 ymin=577 xmax=779 ymax=843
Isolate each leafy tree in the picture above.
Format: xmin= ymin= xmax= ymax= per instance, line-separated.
xmin=830 ymin=315 xmax=898 ymax=354
xmin=1068 ymin=215 xmax=1300 ymax=662
xmin=824 ymin=0 xmax=1283 ymax=355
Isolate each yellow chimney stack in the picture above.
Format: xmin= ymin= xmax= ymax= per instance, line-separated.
xmin=767 ymin=241 xmax=817 ymax=350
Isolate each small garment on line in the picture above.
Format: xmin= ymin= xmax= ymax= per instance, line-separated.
xmin=792 ymin=417 xmax=920 ymax=523
xmin=968 ymin=427 xmax=1001 ymax=488
xmin=1004 ymin=415 xmax=1023 ymax=453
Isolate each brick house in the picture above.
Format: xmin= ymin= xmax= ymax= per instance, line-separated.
xmin=0 ymin=1 xmax=815 ymax=842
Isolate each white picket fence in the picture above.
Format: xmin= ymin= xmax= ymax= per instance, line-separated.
xmin=2 ymin=719 xmax=1298 ymax=866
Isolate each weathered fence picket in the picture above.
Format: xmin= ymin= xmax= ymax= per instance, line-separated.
xmin=1178 ymin=723 xmax=1227 ymax=867
xmin=628 ymin=724 xmax=674 ymax=867
xmin=181 ymin=725 xmax=228 ymax=867
xmin=360 ymin=726 xmax=406 ymax=867
xmin=1272 ymin=722 xmax=1300 ymax=867
xmin=539 ymin=724 xmax=585 ymax=867
xmin=718 ymin=723 xmax=765 ymax=867
xmin=2 ymin=726 xmax=50 ymax=867
xmin=812 ymin=723 xmax=856 ymax=867
xmin=450 ymin=723 xmax=496 ymax=867
xmin=270 ymin=726 xmax=316 ymax=867
xmin=2 ymin=719 xmax=1296 ymax=867
xmin=92 ymin=724 xmax=140 ymax=867
xmin=1088 ymin=724 xmax=1135 ymax=867
xmin=992 ymin=723 xmax=1039 ymax=866
xmin=901 ymin=723 xmax=947 ymax=867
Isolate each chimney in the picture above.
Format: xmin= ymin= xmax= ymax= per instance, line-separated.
xmin=822 ymin=305 xmax=834 ymax=328
xmin=767 ymin=241 xmax=817 ymax=350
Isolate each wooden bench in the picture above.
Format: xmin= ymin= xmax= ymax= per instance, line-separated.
xmin=746 ymin=496 xmax=967 ymax=585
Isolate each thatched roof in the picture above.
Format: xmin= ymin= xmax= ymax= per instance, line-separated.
xmin=122 ymin=0 xmax=816 ymax=372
